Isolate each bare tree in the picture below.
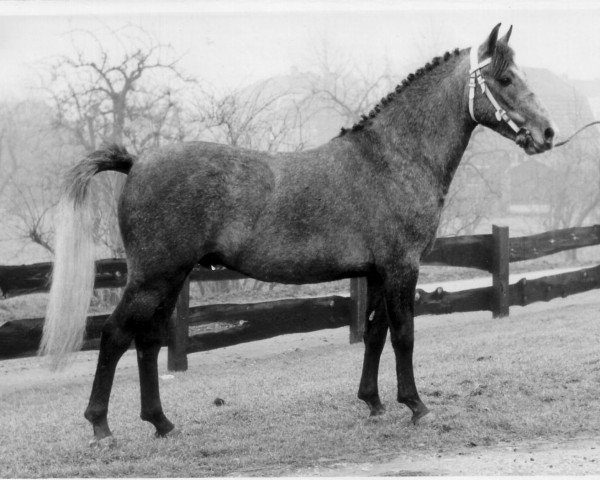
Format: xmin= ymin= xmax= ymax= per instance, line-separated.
xmin=45 ymin=26 xmax=193 ymax=255
xmin=0 ymin=104 xmax=24 ymax=199
xmin=541 ymin=89 xmax=600 ymax=231
xmin=47 ymin=27 xmax=191 ymax=150
xmin=194 ymin=79 xmax=308 ymax=153
xmin=0 ymin=101 xmax=68 ymax=257
xmin=301 ymin=39 xmax=397 ymax=129
xmin=9 ymin=183 xmax=56 ymax=254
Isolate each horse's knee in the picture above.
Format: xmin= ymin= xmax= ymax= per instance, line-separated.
xmin=390 ymin=332 xmax=414 ymax=353
xmin=363 ymin=329 xmax=386 ymax=351
xmin=363 ymin=306 xmax=387 ymax=340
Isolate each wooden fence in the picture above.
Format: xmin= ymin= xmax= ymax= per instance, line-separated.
xmin=1 ymin=224 xmax=600 ymax=368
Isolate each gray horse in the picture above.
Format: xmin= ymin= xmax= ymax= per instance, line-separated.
xmin=41 ymin=24 xmax=556 ymax=446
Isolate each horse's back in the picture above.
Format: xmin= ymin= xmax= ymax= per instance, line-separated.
xmin=117 ymin=139 xmax=377 ymax=282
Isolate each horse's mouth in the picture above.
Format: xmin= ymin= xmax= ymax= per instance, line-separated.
xmin=516 ymin=129 xmax=551 ymax=155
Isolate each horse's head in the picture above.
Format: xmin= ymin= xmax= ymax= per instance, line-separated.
xmin=468 ymin=24 xmax=557 ymax=155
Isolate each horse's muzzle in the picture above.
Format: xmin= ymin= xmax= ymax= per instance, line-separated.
xmin=516 ymin=127 xmax=553 ymax=155
xmin=515 ymin=128 xmax=532 ymax=149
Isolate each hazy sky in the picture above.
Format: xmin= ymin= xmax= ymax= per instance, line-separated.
xmin=2 ymin=0 xmax=600 ymax=101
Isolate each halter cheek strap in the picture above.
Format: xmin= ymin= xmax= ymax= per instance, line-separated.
xmin=469 ymin=47 xmax=521 ymax=134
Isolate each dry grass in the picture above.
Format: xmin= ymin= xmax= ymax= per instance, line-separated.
xmin=2 ymin=291 xmax=600 ymax=477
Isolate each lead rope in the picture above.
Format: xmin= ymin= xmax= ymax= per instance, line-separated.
xmin=554 ymin=120 xmax=600 ymax=147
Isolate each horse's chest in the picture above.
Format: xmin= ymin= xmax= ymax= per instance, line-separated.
xmin=376 ymin=186 xmax=441 ymax=254
xmin=387 ymin=182 xmax=441 ymax=224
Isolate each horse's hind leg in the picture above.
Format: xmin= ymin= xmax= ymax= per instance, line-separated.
xmin=357 ymin=276 xmax=388 ymax=416
xmin=134 ymin=277 xmax=188 ymax=438
xmin=84 ymin=290 xmax=137 ymax=447
xmin=135 ymin=330 xmax=175 ymax=437
xmin=84 ymin=272 xmax=188 ymax=445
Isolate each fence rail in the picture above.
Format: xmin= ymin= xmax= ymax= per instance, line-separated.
xmin=0 ymin=230 xmax=507 ymax=299
xmin=1 ymin=224 xmax=600 ymax=366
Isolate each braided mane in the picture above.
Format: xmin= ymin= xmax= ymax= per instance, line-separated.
xmin=339 ymin=48 xmax=463 ymax=136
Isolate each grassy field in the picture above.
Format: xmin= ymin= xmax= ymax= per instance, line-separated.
xmin=2 ymin=290 xmax=600 ymax=477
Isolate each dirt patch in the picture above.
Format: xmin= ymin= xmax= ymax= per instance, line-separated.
xmin=290 ymin=436 xmax=600 ymax=476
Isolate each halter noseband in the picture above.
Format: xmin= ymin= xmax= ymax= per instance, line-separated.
xmin=468 ymin=47 xmax=520 ymax=134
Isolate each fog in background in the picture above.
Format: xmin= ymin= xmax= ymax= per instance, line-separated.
xmin=2 ymin=0 xmax=600 ymax=265
xmin=3 ymin=0 xmax=600 ymax=97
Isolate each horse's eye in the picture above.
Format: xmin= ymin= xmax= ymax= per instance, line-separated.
xmin=498 ymin=77 xmax=512 ymax=87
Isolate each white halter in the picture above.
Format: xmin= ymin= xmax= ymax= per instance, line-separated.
xmin=468 ymin=46 xmax=520 ymax=133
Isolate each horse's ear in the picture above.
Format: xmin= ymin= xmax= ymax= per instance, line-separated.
xmin=499 ymin=25 xmax=513 ymax=44
xmin=479 ymin=23 xmax=502 ymax=57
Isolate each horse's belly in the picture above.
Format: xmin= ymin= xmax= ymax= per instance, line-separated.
xmin=229 ymin=233 xmax=373 ymax=284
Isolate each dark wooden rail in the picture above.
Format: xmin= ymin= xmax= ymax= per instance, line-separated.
xmin=0 ymin=232 xmax=498 ymax=299
xmin=509 ymin=225 xmax=600 ymax=262
xmin=2 ymin=224 xmax=600 ymax=367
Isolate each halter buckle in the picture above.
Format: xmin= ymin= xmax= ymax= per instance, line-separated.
xmin=475 ymin=72 xmax=486 ymax=93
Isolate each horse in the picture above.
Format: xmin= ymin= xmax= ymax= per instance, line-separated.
xmin=41 ymin=24 xmax=556 ymax=447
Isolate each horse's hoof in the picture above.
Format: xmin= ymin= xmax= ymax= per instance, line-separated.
xmin=155 ymin=427 xmax=181 ymax=439
xmin=369 ymin=404 xmax=386 ymax=417
xmin=411 ymin=406 xmax=431 ymax=425
xmin=89 ymin=435 xmax=117 ymax=449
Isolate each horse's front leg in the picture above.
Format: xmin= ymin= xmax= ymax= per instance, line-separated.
xmin=357 ymin=275 xmax=388 ymax=416
xmin=385 ymin=263 xmax=429 ymax=424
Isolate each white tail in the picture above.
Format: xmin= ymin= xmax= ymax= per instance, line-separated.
xmin=40 ymin=194 xmax=96 ymax=369
xmin=39 ymin=145 xmax=134 ymax=369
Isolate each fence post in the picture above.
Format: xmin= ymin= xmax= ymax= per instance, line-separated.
xmin=168 ymin=276 xmax=190 ymax=371
xmin=492 ymin=224 xmax=510 ymax=318
xmin=349 ymin=277 xmax=368 ymax=343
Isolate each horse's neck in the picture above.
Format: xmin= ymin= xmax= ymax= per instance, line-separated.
xmin=375 ymin=55 xmax=475 ymax=193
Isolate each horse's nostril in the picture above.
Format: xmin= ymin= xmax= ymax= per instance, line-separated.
xmin=544 ymin=127 xmax=555 ymax=142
